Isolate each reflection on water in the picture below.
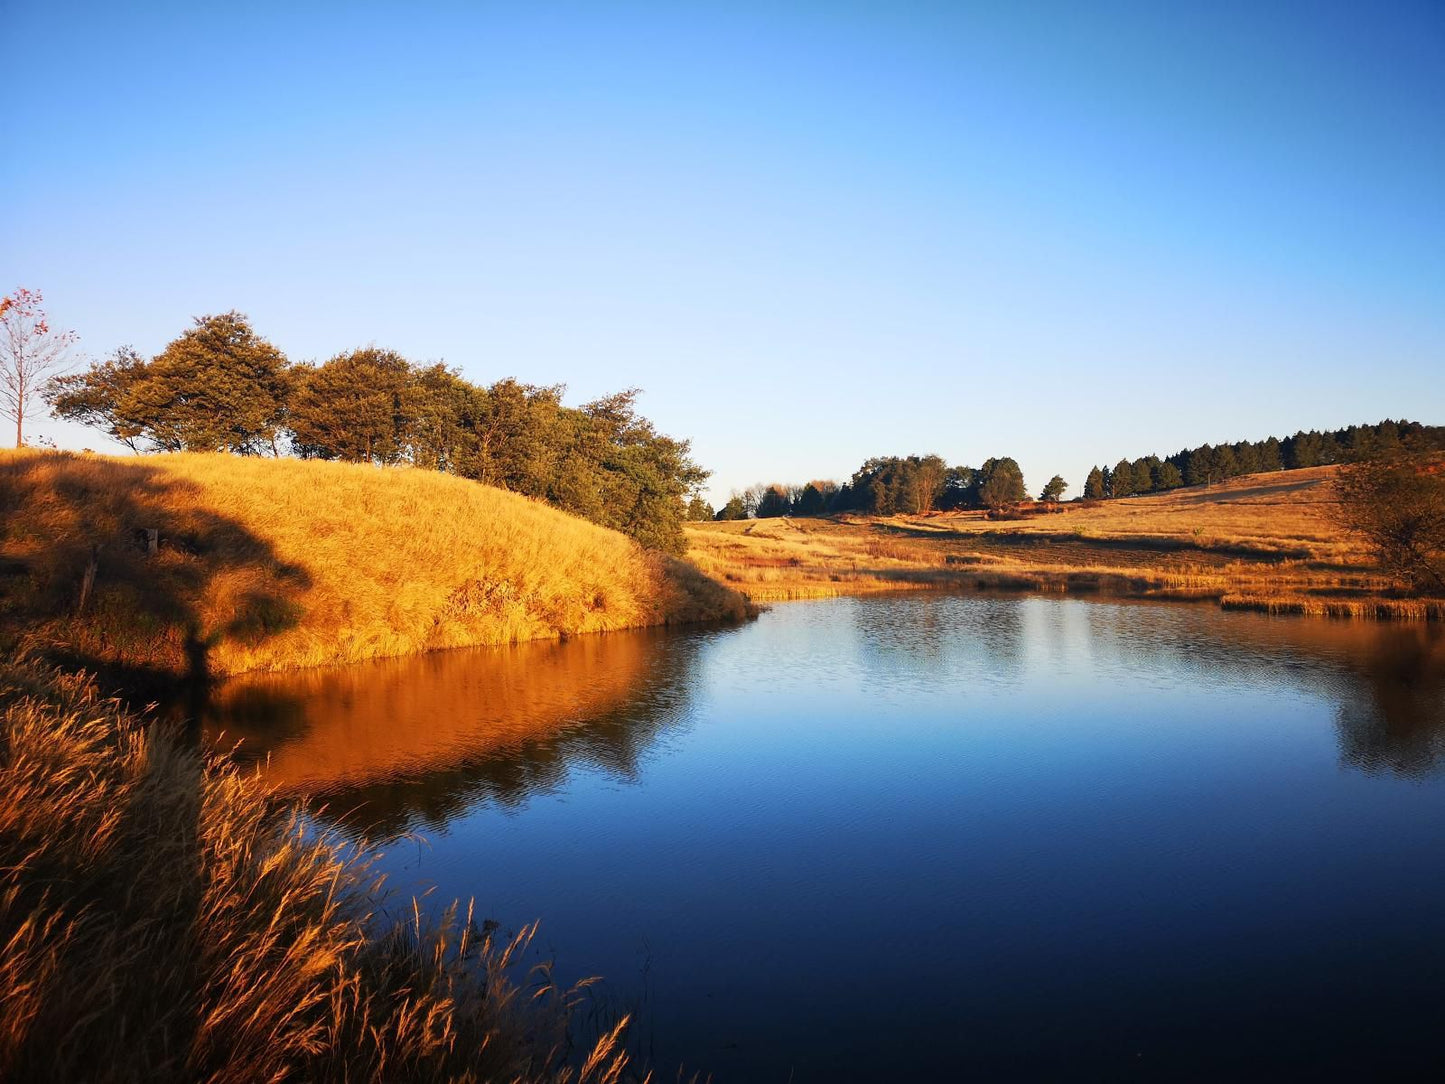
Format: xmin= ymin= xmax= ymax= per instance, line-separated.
xmin=208 ymin=598 xmax=1445 ymax=829
xmin=206 ymin=596 xmax=1445 ymax=1082
xmin=206 ymin=628 xmax=708 ymax=835
xmin=1333 ymin=628 xmax=1445 ymax=776
xmin=1072 ymin=603 xmax=1445 ymax=778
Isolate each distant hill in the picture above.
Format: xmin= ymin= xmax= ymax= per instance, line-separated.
xmin=686 ymin=463 xmax=1444 ymax=619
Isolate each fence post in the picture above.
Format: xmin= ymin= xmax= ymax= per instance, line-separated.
xmin=77 ymin=544 xmax=100 ymax=615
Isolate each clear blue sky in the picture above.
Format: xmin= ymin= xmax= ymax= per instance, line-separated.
xmin=4 ymin=1 xmax=1442 ymax=503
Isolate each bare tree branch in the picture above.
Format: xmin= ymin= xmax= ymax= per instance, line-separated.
xmin=1 ymin=287 xmax=79 ymax=447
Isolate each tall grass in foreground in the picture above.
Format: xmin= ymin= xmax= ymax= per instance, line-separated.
xmin=0 ymin=449 xmax=750 ymax=677
xmin=0 ymin=660 xmax=641 ymax=1083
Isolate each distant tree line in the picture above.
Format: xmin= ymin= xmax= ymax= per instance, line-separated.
xmin=714 ymin=453 xmax=1054 ymax=520
xmin=1082 ymin=420 xmax=1445 ymax=500
xmin=46 ymin=311 xmax=706 ymax=553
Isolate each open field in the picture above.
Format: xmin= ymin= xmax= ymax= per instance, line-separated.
xmin=687 ymin=466 xmax=1445 ymax=620
xmin=0 ymin=449 xmax=750 ymax=680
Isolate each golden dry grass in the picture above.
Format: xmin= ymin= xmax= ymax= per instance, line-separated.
xmin=0 ymin=659 xmax=643 ymax=1083
xmin=686 ymin=466 xmax=1443 ymax=619
xmin=0 ymin=449 xmax=750 ymax=677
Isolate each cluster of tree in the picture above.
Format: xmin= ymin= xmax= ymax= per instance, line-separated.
xmin=713 ymin=479 xmax=841 ymax=521
xmin=715 ymin=454 xmax=1060 ymax=520
xmin=46 ymin=312 xmax=706 ymax=553
xmin=1082 ymin=420 xmax=1445 ymax=500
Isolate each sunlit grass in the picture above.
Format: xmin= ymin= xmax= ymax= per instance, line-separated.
xmin=0 ymin=660 xmax=640 ymax=1083
xmin=0 ymin=449 xmax=750 ymax=676
xmin=686 ymin=467 xmax=1440 ymax=616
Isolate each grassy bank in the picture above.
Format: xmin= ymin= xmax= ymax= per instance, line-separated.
xmin=687 ymin=466 xmax=1445 ymax=619
xmin=0 ymin=449 xmax=750 ymax=679
xmin=0 ymin=659 xmax=638 ymax=1083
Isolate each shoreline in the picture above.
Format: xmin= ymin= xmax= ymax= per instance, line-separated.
xmin=685 ymin=466 xmax=1443 ymax=622
xmin=731 ymin=571 xmax=1445 ymax=620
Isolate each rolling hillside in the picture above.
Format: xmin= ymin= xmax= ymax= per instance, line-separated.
xmin=687 ymin=466 xmax=1443 ymax=619
xmin=0 ymin=450 xmax=750 ymax=679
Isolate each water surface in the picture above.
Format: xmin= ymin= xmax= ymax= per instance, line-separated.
xmin=207 ymin=595 xmax=1445 ymax=1081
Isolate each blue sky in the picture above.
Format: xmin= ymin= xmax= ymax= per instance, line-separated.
xmin=4 ymin=1 xmax=1442 ymax=503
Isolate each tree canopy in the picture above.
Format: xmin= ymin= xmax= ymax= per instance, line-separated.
xmin=718 ymin=452 xmax=1040 ymax=519
xmin=48 ymin=312 xmax=707 ymax=554
xmin=1082 ymin=420 xmax=1445 ymax=500
xmin=133 ymin=312 xmax=292 ymax=454
xmin=1332 ymin=454 xmax=1445 ymax=595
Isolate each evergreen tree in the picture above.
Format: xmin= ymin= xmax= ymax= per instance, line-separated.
xmin=1184 ymin=445 xmax=1215 ymax=487
xmin=1133 ymin=457 xmax=1159 ymax=494
xmin=795 ymin=482 xmax=828 ymax=516
xmin=1214 ymin=443 xmax=1240 ymax=479
xmin=1152 ymin=461 xmax=1184 ymax=490
xmin=978 ymin=457 xmax=1027 ymax=510
xmin=1083 ymin=465 xmax=1105 ymax=500
xmin=1039 ymin=475 xmax=1068 ymax=502
xmin=941 ymin=465 xmax=977 ymax=509
xmin=1260 ymin=436 xmax=1284 ymax=472
xmin=715 ymin=495 xmax=748 ymax=520
xmin=848 ymin=455 xmax=949 ymax=514
xmin=828 ymin=482 xmax=856 ymax=513
xmin=1111 ymin=458 xmax=1135 ymax=497
xmin=756 ymin=485 xmax=791 ymax=517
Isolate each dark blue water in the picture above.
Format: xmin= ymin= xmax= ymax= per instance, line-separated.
xmin=209 ymin=595 xmax=1445 ymax=1081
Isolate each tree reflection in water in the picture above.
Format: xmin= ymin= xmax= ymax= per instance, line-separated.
xmin=205 ymin=597 xmax=1445 ymax=844
xmin=204 ymin=627 xmax=712 ymax=837
xmin=1076 ymin=601 xmax=1445 ymax=779
xmin=1333 ymin=626 xmax=1445 ymax=778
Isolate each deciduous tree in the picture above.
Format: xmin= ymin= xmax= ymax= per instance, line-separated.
xmin=1039 ymin=475 xmax=1067 ymax=502
xmin=1 ymin=287 xmax=78 ymax=447
xmin=130 ymin=312 xmax=291 ymax=454
xmin=290 ymin=347 xmax=411 ymax=463
xmin=46 ymin=346 xmax=149 ymax=450
xmin=1333 ymin=454 xmax=1445 ymax=595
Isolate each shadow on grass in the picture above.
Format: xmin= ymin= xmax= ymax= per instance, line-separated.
xmin=0 ymin=451 xmax=310 ymax=713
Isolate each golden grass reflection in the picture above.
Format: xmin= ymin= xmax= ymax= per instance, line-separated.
xmin=205 ymin=627 xmax=698 ymax=833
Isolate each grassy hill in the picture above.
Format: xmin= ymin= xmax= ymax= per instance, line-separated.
xmin=0 ymin=450 xmax=750 ymax=680
xmin=687 ymin=465 xmax=1444 ymax=619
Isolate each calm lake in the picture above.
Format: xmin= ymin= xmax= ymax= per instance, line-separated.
xmin=206 ymin=595 xmax=1445 ymax=1081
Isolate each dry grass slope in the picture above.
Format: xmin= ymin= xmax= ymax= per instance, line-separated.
xmin=0 ymin=449 xmax=750 ymax=677
xmin=687 ymin=466 xmax=1444 ymax=619
xmin=0 ymin=660 xmax=641 ymax=1083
